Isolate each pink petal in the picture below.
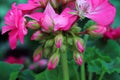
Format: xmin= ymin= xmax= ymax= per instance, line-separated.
xmin=44 ymin=3 xmax=57 ymax=18
xmin=9 ymin=30 xmax=18 ymax=50
xmin=86 ymin=0 xmax=116 ymax=26
xmin=26 ymin=12 xmax=44 ymax=21
xmin=2 ymin=26 xmax=14 ymax=34
xmin=18 ymin=4 xmax=40 ymax=10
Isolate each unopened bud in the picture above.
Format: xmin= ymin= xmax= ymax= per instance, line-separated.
xmin=31 ymin=30 xmax=43 ymax=40
xmin=45 ymin=39 xmax=54 ymax=48
xmin=87 ymin=25 xmax=107 ymax=36
xmin=27 ymin=20 xmax=40 ymax=29
xmin=50 ymin=0 xmax=58 ymax=8
xmin=75 ymin=38 xmax=84 ymax=53
xmin=55 ymin=34 xmax=63 ymax=48
xmin=48 ymin=53 xmax=60 ymax=70
xmin=39 ymin=0 xmax=49 ymax=8
xmin=73 ymin=51 xmax=83 ymax=66
xmin=33 ymin=46 xmax=42 ymax=62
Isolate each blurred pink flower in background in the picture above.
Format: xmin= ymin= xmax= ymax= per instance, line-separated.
xmin=4 ymin=56 xmax=25 ymax=64
xmin=104 ymin=27 xmax=120 ymax=39
xmin=2 ymin=3 xmax=27 ymax=49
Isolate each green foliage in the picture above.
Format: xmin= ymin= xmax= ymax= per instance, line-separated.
xmin=0 ymin=62 xmax=23 ymax=80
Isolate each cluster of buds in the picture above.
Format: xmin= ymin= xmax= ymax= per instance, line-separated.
xmin=2 ymin=0 xmax=116 ymax=70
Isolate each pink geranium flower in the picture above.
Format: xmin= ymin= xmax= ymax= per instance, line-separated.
xmin=2 ymin=3 xmax=27 ymax=49
xmin=18 ymin=0 xmax=48 ymax=11
xmin=76 ymin=0 xmax=116 ymax=26
xmin=29 ymin=3 xmax=78 ymax=32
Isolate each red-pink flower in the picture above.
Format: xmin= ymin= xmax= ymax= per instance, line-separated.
xmin=18 ymin=0 xmax=48 ymax=11
xmin=104 ymin=27 xmax=120 ymax=39
xmin=76 ymin=0 xmax=116 ymax=26
xmin=29 ymin=3 xmax=78 ymax=32
xmin=2 ymin=3 xmax=27 ymax=49
xmin=4 ymin=56 xmax=25 ymax=64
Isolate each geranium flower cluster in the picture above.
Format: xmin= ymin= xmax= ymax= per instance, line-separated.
xmin=2 ymin=0 xmax=116 ymax=70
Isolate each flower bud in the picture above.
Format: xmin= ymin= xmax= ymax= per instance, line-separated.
xmin=73 ymin=51 xmax=83 ymax=66
xmin=62 ymin=0 xmax=73 ymax=4
xmin=87 ymin=25 xmax=107 ymax=36
xmin=39 ymin=0 xmax=49 ymax=8
xmin=33 ymin=46 xmax=42 ymax=62
xmin=45 ymin=39 xmax=54 ymax=48
xmin=48 ymin=53 xmax=60 ymax=70
xmin=55 ymin=34 xmax=63 ymax=48
xmin=27 ymin=20 xmax=40 ymax=29
xmin=31 ymin=30 xmax=43 ymax=40
xmin=75 ymin=38 xmax=84 ymax=53
xmin=50 ymin=0 xmax=58 ymax=8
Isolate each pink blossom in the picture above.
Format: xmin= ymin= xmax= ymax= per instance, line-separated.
xmin=104 ymin=27 xmax=120 ymax=39
xmin=18 ymin=0 xmax=48 ymax=11
xmin=76 ymin=0 xmax=116 ymax=26
xmin=28 ymin=3 xmax=78 ymax=32
xmin=73 ymin=51 xmax=83 ymax=66
xmin=4 ymin=56 xmax=25 ymax=64
xmin=2 ymin=3 xmax=27 ymax=49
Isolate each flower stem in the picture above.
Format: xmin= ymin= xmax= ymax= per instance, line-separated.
xmin=81 ymin=34 xmax=89 ymax=80
xmin=98 ymin=71 xmax=105 ymax=80
xmin=61 ymin=53 xmax=69 ymax=80
xmin=88 ymin=72 xmax=93 ymax=80
xmin=81 ymin=63 xmax=86 ymax=80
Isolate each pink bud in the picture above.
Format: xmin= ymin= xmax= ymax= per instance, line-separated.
xmin=31 ymin=30 xmax=42 ymax=40
xmin=73 ymin=51 xmax=82 ymax=66
xmin=27 ymin=20 xmax=40 ymax=29
xmin=76 ymin=38 xmax=84 ymax=53
xmin=48 ymin=53 xmax=60 ymax=70
xmin=33 ymin=51 xmax=42 ymax=62
xmin=33 ymin=46 xmax=43 ymax=62
xmin=55 ymin=34 xmax=63 ymax=48
xmin=88 ymin=25 xmax=107 ymax=36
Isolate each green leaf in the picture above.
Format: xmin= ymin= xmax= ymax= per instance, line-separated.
xmin=0 ymin=62 xmax=23 ymax=80
xmin=18 ymin=69 xmax=35 ymax=80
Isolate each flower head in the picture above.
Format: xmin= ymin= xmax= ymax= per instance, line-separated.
xmin=2 ymin=3 xmax=27 ymax=49
xmin=76 ymin=0 xmax=116 ymax=26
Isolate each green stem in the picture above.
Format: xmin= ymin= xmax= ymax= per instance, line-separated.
xmin=81 ymin=63 xmax=86 ymax=80
xmin=98 ymin=71 xmax=105 ymax=80
xmin=81 ymin=34 xmax=89 ymax=80
xmin=61 ymin=53 xmax=69 ymax=80
xmin=88 ymin=72 xmax=93 ymax=80
xmin=73 ymin=65 xmax=79 ymax=80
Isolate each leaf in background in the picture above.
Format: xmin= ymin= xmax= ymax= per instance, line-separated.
xmin=18 ymin=69 xmax=35 ymax=80
xmin=35 ymin=66 xmax=62 ymax=80
xmin=0 ymin=62 xmax=23 ymax=80
xmin=102 ymin=40 xmax=120 ymax=59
